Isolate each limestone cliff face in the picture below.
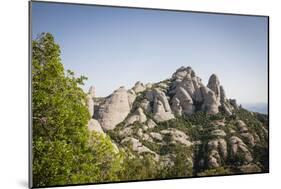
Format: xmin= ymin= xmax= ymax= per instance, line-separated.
xmin=89 ymin=66 xmax=239 ymax=130
xmin=84 ymin=66 xmax=268 ymax=175
xmin=96 ymin=86 xmax=131 ymax=130
xmin=170 ymin=67 xmax=224 ymax=115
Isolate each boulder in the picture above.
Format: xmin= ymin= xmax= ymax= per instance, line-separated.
xmin=241 ymin=133 xmax=255 ymax=146
xmin=208 ymin=150 xmax=220 ymax=168
xmin=153 ymin=99 xmax=175 ymax=122
xmin=140 ymin=99 xmax=152 ymax=113
xmin=153 ymin=89 xmax=175 ymax=122
xmin=132 ymin=81 xmax=146 ymax=93
xmin=236 ymin=120 xmax=248 ymax=132
xmin=160 ymin=129 xmax=192 ymax=146
xmin=125 ymin=108 xmax=147 ymax=126
xmin=192 ymin=76 xmax=203 ymax=102
xmin=210 ymin=129 xmax=226 ymax=137
xmin=229 ymin=136 xmax=253 ymax=162
xmin=172 ymin=66 xmax=195 ymax=81
xmin=150 ymin=132 xmax=163 ymax=141
xmin=219 ymin=85 xmax=226 ymax=103
xmin=119 ymin=126 xmax=133 ymax=137
xmin=207 ymin=74 xmax=221 ymax=105
xmin=86 ymin=94 xmax=94 ymax=118
xmin=145 ymin=83 xmax=153 ymax=88
xmin=178 ymin=75 xmax=195 ymax=98
xmin=208 ymin=138 xmax=227 ymax=160
xmin=97 ymin=86 xmax=131 ymax=130
xmin=147 ymin=119 xmax=157 ymax=129
xmin=200 ymin=86 xmax=219 ymax=114
xmin=88 ymin=119 xmax=104 ymax=134
xmin=171 ymin=87 xmax=195 ymax=116
xmin=121 ymin=137 xmax=159 ymax=160
xmin=127 ymin=89 xmax=136 ymax=108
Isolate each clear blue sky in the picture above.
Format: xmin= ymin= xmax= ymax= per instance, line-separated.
xmin=31 ymin=2 xmax=268 ymax=104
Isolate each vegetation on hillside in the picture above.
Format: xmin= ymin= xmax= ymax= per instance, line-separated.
xmin=32 ymin=33 xmax=269 ymax=187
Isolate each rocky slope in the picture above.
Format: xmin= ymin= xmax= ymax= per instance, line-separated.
xmin=86 ymin=66 xmax=268 ymax=176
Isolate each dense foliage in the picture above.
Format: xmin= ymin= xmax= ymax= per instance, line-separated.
xmin=32 ymin=33 xmax=123 ymax=187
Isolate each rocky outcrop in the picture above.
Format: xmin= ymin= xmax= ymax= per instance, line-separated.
xmin=97 ymin=86 xmax=131 ymax=130
xmin=210 ymin=129 xmax=226 ymax=137
xmin=152 ymin=89 xmax=174 ymax=122
xmin=127 ymin=89 xmax=136 ymax=108
xmin=84 ymin=65 xmax=268 ymax=176
xmin=170 ymin=66 xmax=235 ymax=116
xmin=160 ymin=129 xmax=192 ymax=147
xmin=86 ymin=94 xmax=94 ymax=118
xmin=132 ymin=81 xmax=146 ymax=93
xmin=147 ymin=119 xmax=157 ymax=129
xmin=121 ymin=137 xmax=159 ymax=160
xmin=172 ymin=66 xmax=195 ymax=81
xmin=207 ymin=74 xmax=221 ymax=105
xmin=171 ymin=87 xmax=195 ymax=116
xmin=229 ymin=136 xmax=253 ymax=162
xmin=86 ymin=86 xmax=96 ymax=118
xmin=150 ymin=132 xmax=163 ymax=141
xmin=88 ymin=118 xmax=104 ymax=134
xmin=140 ymin=99 xmax=152 ymax=113
xmin=125 ymin=108 xmax=147 ymax=126
xmin=200 ymin=86 xmax=219 ymax=114
xmin=207 ymin=138 xmax=227 ymax=168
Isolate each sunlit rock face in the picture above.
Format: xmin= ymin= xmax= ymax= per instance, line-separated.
xmin=97 ymin=86 xmax=131 ymax=130
xmin=86 ymin=65 xmax=268 ymax=176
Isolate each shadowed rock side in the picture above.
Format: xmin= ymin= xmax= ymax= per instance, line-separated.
xmin=85 ymin=66 xmax=268 ymax=176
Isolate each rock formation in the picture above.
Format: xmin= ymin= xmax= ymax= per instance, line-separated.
xmin=88 ymin=118 xmax=104 ymax=134
xmin=97 ymin=86 xmax=131 ymax=130
xmin=132 ymin=81 xmax=146 ymax=93
xmin=84 ymin=66 xmax=268 ymax=176
xmin=207 ymin=74 xmax=221 ymax=105
xmin=152 ymin=89 xmax=175 ymax=122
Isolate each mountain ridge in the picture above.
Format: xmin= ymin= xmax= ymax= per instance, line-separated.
xmin=86 ymin=66 xmax=268 ymax=176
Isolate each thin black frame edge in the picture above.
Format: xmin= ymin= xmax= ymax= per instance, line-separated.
xmin=28 ymin=1 xmax=270 ymax=188
xmin=30 ymin=0 xmax=269 ymax=18
xmin=28 ymin=1 xmax=33 ymax=189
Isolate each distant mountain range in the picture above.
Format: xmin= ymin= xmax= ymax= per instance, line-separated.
xmin=242 ymin=103 xmax=268 ymax=114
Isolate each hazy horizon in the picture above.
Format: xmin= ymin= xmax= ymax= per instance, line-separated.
xmin=32 ymin=2 xmax=268 ymax=105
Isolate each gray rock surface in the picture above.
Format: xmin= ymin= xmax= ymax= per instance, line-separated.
xmin=229 ymin=136 xmax=253 ymax=162
xmin=211 ymin=129 xmax=226 ymax=137
xmin=88 ymin=118 xmax=104 ymax=134
xmin=171 ymin=87 xmax=195 ymax=116
xmin=150 ymin=132 xmax=163 ymax=141
xmin=207 ymin=74 xmax=221 ymax=105
xmin=160 ymin=129 xmax=192 ymax=146
xmin=127 ymin=89 xmax=136 ymax=108
xmin=125 ymin=108 xmax=147 ymax=126
xmin=200 ymin=86 xmax=219 ymax=114
xmin=140 ymin=99 xmax=152 ymax=113
xmin=153 ymin=89 xmax=174 ymax=122
xmin=207 ymin=138 xmax=227 ymax=168
xmin=86 ymin=94 xmax=94 ymax=118
xmin=132 ymin=81 xmax=146 ymax=93
xmin=121 ymin=137 xmax=159 ymax=160
xmin=147 ymin=119 xmax=157 ymax=129
xmin=97 ymin=86 xmax=131 ymax=130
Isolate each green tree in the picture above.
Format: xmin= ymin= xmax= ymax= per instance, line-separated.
xmin=32 ymin=33 xmax=123 ymax=187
